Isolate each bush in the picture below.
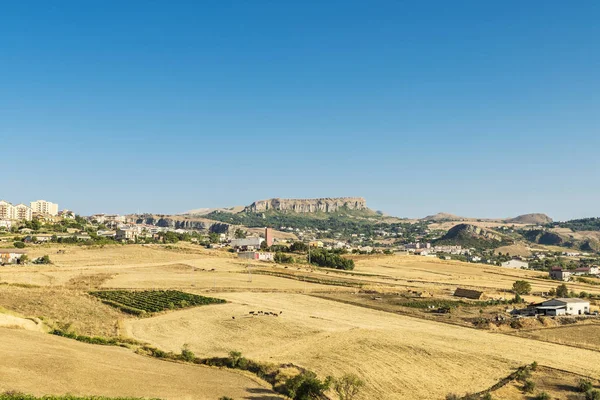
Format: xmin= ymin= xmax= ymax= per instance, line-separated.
xmin=180 ymin=344 xmax=195 ymax=362
xmin=13 ymin=241 xmax=25 ymax=249
xmin=515 ymin=367 xmax=531 ymax=382
xmin=580 ymin=379 xmax=594 ymax=393
xmin=586 ymin=390 xmax=600 ymax=400
xmin=274 ymin=252 xmax=294 ymax=264
xmin=482 ymin=393 xmax=493 ymax=400
xmin=530 ymin=361 xmax=538 ymax=371
xmin=33 ymin=255 xmax=51 ymax=264
xmin=445 ymin=395 xmax=460 ymax=400
xmin=332 ymin=373 xmax=365 ymax=400
xmin=535 ymin=392 xmax=550 ymax=400
xmin=523 ymin=379 xmax=536 ymax=393
xmin=282 ymin=371 xmax=331 ymax=400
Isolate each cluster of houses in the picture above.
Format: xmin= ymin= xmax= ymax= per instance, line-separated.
xmin=549 ymin=266 xmax=600 ymax=281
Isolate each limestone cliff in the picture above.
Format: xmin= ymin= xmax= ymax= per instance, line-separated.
xmin=244 ymin=197 xmax=367 ymax=213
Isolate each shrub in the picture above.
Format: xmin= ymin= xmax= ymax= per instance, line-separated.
xmin=515 ymin=367 xmax=531 ymax=382
xmin=523 ymin=379 xmax=536 ymax=393
xmin=181 ymin=344 xmax=195 ymax=362
xmin=282 ymin=371 xmax=331 ymax=400
xmin=13 ymin=241 xmax=25 ymax=249
xmin=219 ymin=397 xmax=234 ymax=400
xmin=332 ymin=373 xmax=365 ymax=400
xmin=445 ymin=395 xmax=460 ymax=400
xmin=535 ymin=392 xmax=550 ymax=400
xmin=586 ymin=390 xmax=600 ymax=400
xmin=482 ymin=393 xmax=493 ymax=400
xmin=530 ymin=361 xmax=538 ymax=371
xmin=228 ymin=350 xmax=243 ymax=368
xmin=579 ymin=379 xmax=594 ymax=393
xmin=274 ymin=252 xmax=294 ymax=264
xmin=33 ymin=255 xmax=51 ymax=264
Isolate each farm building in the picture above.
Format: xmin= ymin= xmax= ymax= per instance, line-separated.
xmin=230 ymin=237 xmax=264 ymax=250
xmin=501 ymin=260 xmax=529 ymax=269
xmin=453 ymin=288 xmax=485 ymax=300
xmin=533 ymin=298 xmax=590 ymax=316
xmin=238 ymin=251 xmax=274 ymax=262
xmin=549 ymin=267 xmax=572 ymax=281
xmin=0 ymin=249 xmax=27 ymax=265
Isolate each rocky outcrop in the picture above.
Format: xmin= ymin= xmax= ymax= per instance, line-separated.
xmin=523 ymin=230 xmax=564 ymax=245
xmin=443 ymin=224 xmax=503 ymax=242
xmin=133 ymin=215 xmax=233 ymax=234
xmin=244 ymin=197 xmax=367 ymax=213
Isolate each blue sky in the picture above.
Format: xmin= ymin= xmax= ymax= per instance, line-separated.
xmin=1 ymin=1 xmax=598 ymax=220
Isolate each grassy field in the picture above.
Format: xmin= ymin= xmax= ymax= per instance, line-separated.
xmin=486 ymin=365 xmax=600 ymax=400
xmin=0 ymin=328 xmax=282 ymax=400
xmin=2 ymin=244 xmax=600 ymax=399
xmin=514 ymin=323 xmax=600 ymax=352
xmin=124 ymin=292 xmax=600 ymax=400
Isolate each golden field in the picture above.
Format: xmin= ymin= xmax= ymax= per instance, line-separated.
xmin=1 ymin=243 xmax=600 ymax=399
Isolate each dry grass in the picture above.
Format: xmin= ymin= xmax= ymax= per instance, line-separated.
xmin=0 ymin=286 xmax=122 ymax=337
xmin=124 ymin=292 xmax=600 ymax=400
xmin=0 ymin=328 xmax=282 ymax=400
xmin=490 ymin=365 xmax=600 ymax=399
xmin=515 ymin=323 xmax=600 ymax=352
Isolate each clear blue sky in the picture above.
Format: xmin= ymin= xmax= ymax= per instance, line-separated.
xmin=1 ymin=1 xmax=598 ymax=220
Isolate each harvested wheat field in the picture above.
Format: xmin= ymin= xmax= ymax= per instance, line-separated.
xmin=0 ymin=286 xmax=122 ymax=336
xmin=352 ymin=255 xmax=600 ymax=295
xmin=0 ymin=328 xmax=283 ymax=400
xmin=124 ymin=292 xmax=600 ymax=400
xmin=515 ymin=323 xmax=600 ymax=352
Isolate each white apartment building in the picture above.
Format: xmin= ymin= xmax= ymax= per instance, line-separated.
xmin=0 ymin=201 xmax=13 ymax=220
xmin=30 ymin=200 xmax=59 ymax=216
xmin=14 ymin=204 xmax=33 ymax=221
xmin=0 ymin=201 xmax=33 ymax=221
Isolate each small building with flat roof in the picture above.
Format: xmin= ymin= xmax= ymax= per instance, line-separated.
xmin=534 ymin=298 xmax=590 ymax=316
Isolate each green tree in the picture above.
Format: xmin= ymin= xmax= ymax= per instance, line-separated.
xmin=332 ymin=374 xmax=365 ymax=400
xmin=234 ymin=229 xmax=246 ymax=239
xmin=556 ymin=283 xmax=569 ymax=297
xmin=284 ymin=371 xmax=331 ymax=400
xmin=13 ymin=241 xmax=25 ymax=249
xmin=290 ymin=242 xmax=309 ymax=253
xmin=208 ymin=233 xmax=220 ymax=244
xmin=512 ymin=280 xmax=532 ymax=295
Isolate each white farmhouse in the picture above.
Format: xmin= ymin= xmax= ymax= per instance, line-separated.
xmin=501 ymin=260 xmax=529 ymax=269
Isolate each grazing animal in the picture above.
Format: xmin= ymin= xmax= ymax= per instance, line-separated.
xmin=279 ymin=311 xmax=283 ymax=314
xmin=249 ymin=311 xmax=255 ymax=315
xmin=232 ymin=316 xmax=235 ymax=319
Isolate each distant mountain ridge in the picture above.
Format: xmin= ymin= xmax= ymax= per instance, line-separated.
xmin=421 ymin=212 xmax=553 ymax=225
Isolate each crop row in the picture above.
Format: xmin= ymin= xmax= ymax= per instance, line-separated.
xmin=89 ymin=290 xmax=225 ymax=314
